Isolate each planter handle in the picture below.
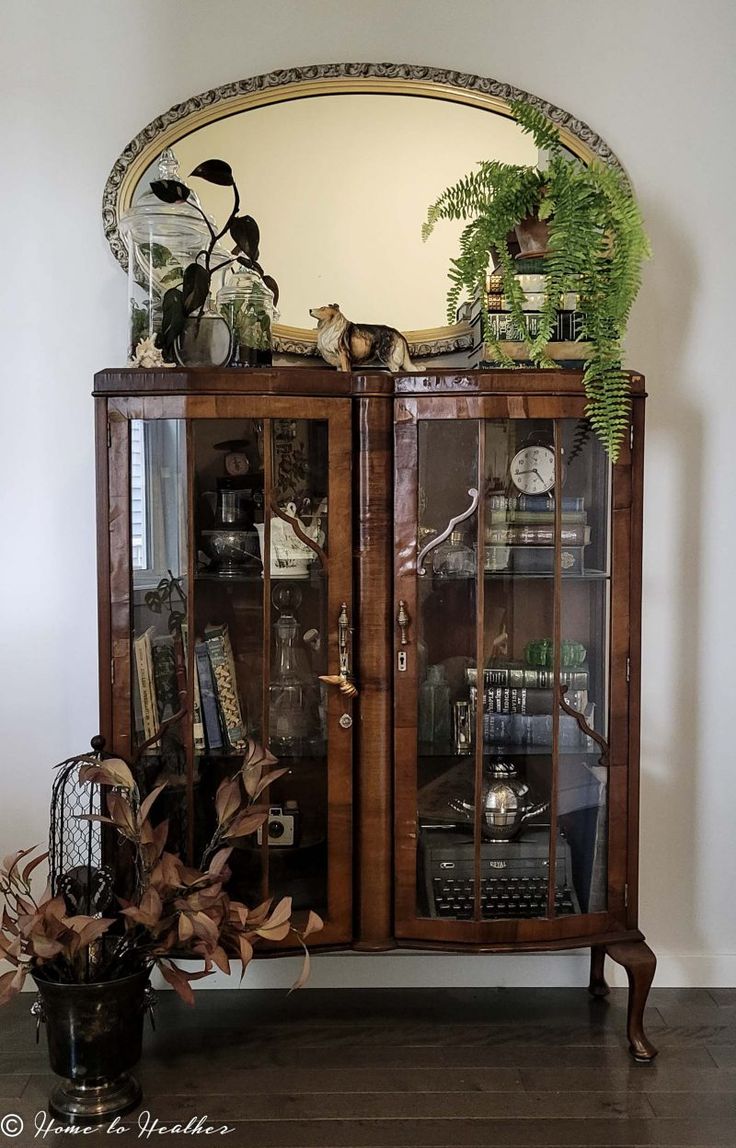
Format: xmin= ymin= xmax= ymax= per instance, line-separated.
xmin=30 ymin=994 xmax=45 ymax=1044
xmin=144 ymin=984 xmax=158 ymax=1031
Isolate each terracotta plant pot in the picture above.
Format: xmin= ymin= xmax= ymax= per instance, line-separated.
xmin=513 ymin=214 xmax=551 ymax=259
xmin=32 ymin=967 xmax=150 ymax=1125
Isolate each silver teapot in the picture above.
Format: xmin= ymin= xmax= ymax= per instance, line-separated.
xmin=451 ymin=762 xmax=548 ymax=842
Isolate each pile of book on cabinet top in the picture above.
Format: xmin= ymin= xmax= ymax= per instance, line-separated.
xmin=133 ymin=623 xmax=247 ymax=757
xmin=458 ymin=258 xmax=590 ymax=367
xmin=484 ymin=494 xmax=591 ymax=575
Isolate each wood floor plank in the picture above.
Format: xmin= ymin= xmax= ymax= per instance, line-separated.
xmin=647 ymin=1091 xmax=736 ymax=1118
xmin=521 ymin=1065 xmax=736 ymax=1093
xmin=136 ymin=1066 xmax=525 ymax=1095
xmin=76 ymin=1089 xmax=654 ymax=1122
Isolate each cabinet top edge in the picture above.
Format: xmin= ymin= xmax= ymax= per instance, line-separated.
xmin=93 ymin=367 xmax=646 ymax=398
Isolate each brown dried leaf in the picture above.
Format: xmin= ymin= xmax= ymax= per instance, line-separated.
xmin=215 ymin=777 xmax=242 ymax=826
xmin=238 ymin=936 xmax=254 ymax=981
xmin=224 ymin=810 xmax=268 ymax=840
xmin=78 ymin=757 xmax=135 ymax=789
xmin=211 ymin=946 xmax=230 ymax=975
xmin=31 ymin=935 xmax=65 ymax=960
xmin=207 ymin=848 xmax=233 ymax=878
xmin=107 ymin=794 xmax=138 ymax=839
xmin=253 ymin=767 xmax=290 ymax=800
xmin=289 ymin=944 xmax=311 ymax=993
xmin=21 ymin=850 xmax=49 ymax=884
xmin=139 ymin=784 xmax=167 ymax=826
xmin=178 ymin=913 xmax=194 ymax=942
xmin=303 ymin=910 xmax=324 ymax=938
xmin=157 ymin=960 xmax=196 ymax=1005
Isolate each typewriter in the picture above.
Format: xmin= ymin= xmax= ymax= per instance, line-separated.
xmin=420 ymin=827 xmax=580 ymax=919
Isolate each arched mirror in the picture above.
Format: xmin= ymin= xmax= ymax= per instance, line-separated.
xmin=103 ymin=63 xmax=622 ymax=359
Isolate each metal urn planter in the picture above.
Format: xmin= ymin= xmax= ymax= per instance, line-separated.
xmin=33 ymin=968 xmax=152 ymax=1125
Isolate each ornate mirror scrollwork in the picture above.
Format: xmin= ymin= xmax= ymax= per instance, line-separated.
xmin=103 ymin=63 xmax=623 ymax=360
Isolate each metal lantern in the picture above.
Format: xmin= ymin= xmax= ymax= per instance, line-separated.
xmin=49 ymin=736 xmax=118 ymax=923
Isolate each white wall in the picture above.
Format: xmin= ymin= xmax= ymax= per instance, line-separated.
xmin=1 ymin=0 xmax=734 ymax=989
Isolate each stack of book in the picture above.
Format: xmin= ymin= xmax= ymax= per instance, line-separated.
xmin=484 ymin=494 xmax=590 ymax=574
xmin=462 ymin=259 xmax=589 ymax=367
xmin=465 ymin=663 xmax=595 ymax=752
xmin=133 ymin=622 xmax=247 ymax=756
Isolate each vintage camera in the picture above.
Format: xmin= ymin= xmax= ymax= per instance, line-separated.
xmin=256 ymin=801 xmax=300 ymax=847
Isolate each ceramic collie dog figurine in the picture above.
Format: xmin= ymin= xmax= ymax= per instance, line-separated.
xmin=309 ymin=304 xmax=419 ymax=372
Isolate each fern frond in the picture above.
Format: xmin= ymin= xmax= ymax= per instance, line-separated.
xmin=508 ymin=99 xmax=561 ymax=153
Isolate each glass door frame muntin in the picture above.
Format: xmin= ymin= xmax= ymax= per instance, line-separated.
xmin=393 ymin=392 xmax=632 ymax=946
xmin=103 ymin=392 xmax=354 ymax=948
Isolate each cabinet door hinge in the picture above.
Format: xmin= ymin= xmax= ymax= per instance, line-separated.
xmin=107 ymin=420 xmax=112 ymax=449
xmin=110 ymin=658 xmax=115 ymax=685
xmin=624 ymin=883 xmax=629 ymax=907
xmin=626 ymin=657 xmax=631 ymax=683
xmin=630 ymin=424 xmax=634 ymax=450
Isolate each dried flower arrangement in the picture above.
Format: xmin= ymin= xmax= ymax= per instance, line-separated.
xmin=0 ymin=740 xmax=321 ymax=1007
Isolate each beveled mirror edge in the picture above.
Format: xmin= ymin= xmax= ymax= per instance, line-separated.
xmin=102 ymin=61 xmax=625 ymax=358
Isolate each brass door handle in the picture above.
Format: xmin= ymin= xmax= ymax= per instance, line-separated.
xmin=397 ymin=600 xmax=410 ymax=645
xmin=319 ymin=602 xmax=358 ymax=697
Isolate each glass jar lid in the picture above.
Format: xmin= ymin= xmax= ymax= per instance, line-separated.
xmin=118 ymin=149 xmax=213 ymax=247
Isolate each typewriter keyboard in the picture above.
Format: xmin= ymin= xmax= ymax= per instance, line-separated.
xmin=432 ymin=874 xmax=578 ymax=918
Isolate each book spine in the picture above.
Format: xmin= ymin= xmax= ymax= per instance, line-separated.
xmin=195 ymin=642 xmax=223 ymax=752
xmin=483 ymin=687 xmax=588 ymax=714
xmin=181 ymin=623 xmax=205 ymax=752
xmin=488 ymin=510 xmax=588 ymax=525
xmin=486 ymin=524 xmax=590 ymax=546
xmin=134 ymin=629 xmax=158 ymax=751
xmin=488 ymin=495 xmax=585 ymax=512
xmin=151 ymin=636 xmax=177 ymax=722
xmin=205 ymin=625 xmax=247 ymax=753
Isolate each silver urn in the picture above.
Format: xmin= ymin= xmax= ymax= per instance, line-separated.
xmin=452 ymin=762 xmax=549 ymax=841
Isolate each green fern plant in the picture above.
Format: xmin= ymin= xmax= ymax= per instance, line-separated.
xmin=423 ymin=99 xmax=651 ymax=461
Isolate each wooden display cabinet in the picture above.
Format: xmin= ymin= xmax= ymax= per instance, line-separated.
xmin=94 ymin=366 xmax=656 ymax=1060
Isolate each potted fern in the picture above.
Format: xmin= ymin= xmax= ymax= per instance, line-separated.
xmin=423 ymin=99 xmax=651 ymax=461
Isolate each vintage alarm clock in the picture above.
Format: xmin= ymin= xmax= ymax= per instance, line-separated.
xmin=509 ymin=441 xmax=565 ymax=495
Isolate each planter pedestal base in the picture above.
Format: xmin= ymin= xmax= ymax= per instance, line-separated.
xmin=49 ymin=1072 xmax=141 ymax=1125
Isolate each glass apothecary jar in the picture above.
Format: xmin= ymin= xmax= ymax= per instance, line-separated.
xmin=118 ymin=149 xmax=212 ymax=364
xmin=217 ymin=265 xmax=276 ymax=367
xmin=432 ymin=529 xmax=476 ymax=578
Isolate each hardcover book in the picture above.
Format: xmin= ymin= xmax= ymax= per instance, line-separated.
xmin=195 ymin=641 xmax=223 ymax=752
xmin=204 ymin=624 xmax=247 ymax=753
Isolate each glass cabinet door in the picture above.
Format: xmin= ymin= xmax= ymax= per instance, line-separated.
xmin=395 ymin=403 xmax=618 ymax=939
xmin=122 ymin=401 xmax=352 ymax=944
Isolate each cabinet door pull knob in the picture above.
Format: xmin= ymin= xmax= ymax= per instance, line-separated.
xmin=319 ymin=602 xmax=358 ymax=697
xmin=397 ymin=600 xmax=410 ymax=645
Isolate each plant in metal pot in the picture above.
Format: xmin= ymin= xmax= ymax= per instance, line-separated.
xmin=0 ymin=739 xmax=320 ymax=1124
xmin=423 ymin=99 xmax=651 ymax=461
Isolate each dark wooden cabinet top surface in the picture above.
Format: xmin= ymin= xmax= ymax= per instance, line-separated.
xmin=93 ymin=366 xmax=646 ymax=399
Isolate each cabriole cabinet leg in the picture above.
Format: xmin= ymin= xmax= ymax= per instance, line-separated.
xmin=588 ymin=944 xmax=610 ymax=998
xmin=606 ymin=940 xmax=658 ymax=1061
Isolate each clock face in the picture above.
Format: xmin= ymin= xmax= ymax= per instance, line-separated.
xmin=510 ymin=446 xmax=556 ymax=495
xmin=224 ymin=451 xmax=250 ymax=477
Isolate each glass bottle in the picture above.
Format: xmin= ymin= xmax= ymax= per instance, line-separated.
xmin=268 ymin=586 xmax=317 ymax=753
xmin=217 ymin=265 xmax=276 ymax=367
xmin=419 ymin=664 xmax=451 ymax=747
xmin=432 ymin=529 xmax=476 ymax=577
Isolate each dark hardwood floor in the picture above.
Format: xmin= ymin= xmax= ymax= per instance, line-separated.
xmin=1 ymin=987 xmax=735 ymax=1146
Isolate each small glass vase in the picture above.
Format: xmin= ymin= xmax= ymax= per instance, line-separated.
xmin=174 ymin=298 xmax=233 ymax=367
xmin=217 ymin=266 xmax=275 ymax=367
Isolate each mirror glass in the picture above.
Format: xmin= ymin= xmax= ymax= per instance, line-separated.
xmin=129 ymin=96 xmax=540 ymax=335
xmin=108 ymin=67 xmax=613 ymax=354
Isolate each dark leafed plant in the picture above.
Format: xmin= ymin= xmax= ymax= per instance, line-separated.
xmin=423 ymin=99 xmax=651 ymax=461
xmin=150 ymin=159 xmax=279 ymax=360
xmin=0 ymin=741 xmax=321 ymax=1006
xmin=144 ymin=570 xmax=187 ymax=636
